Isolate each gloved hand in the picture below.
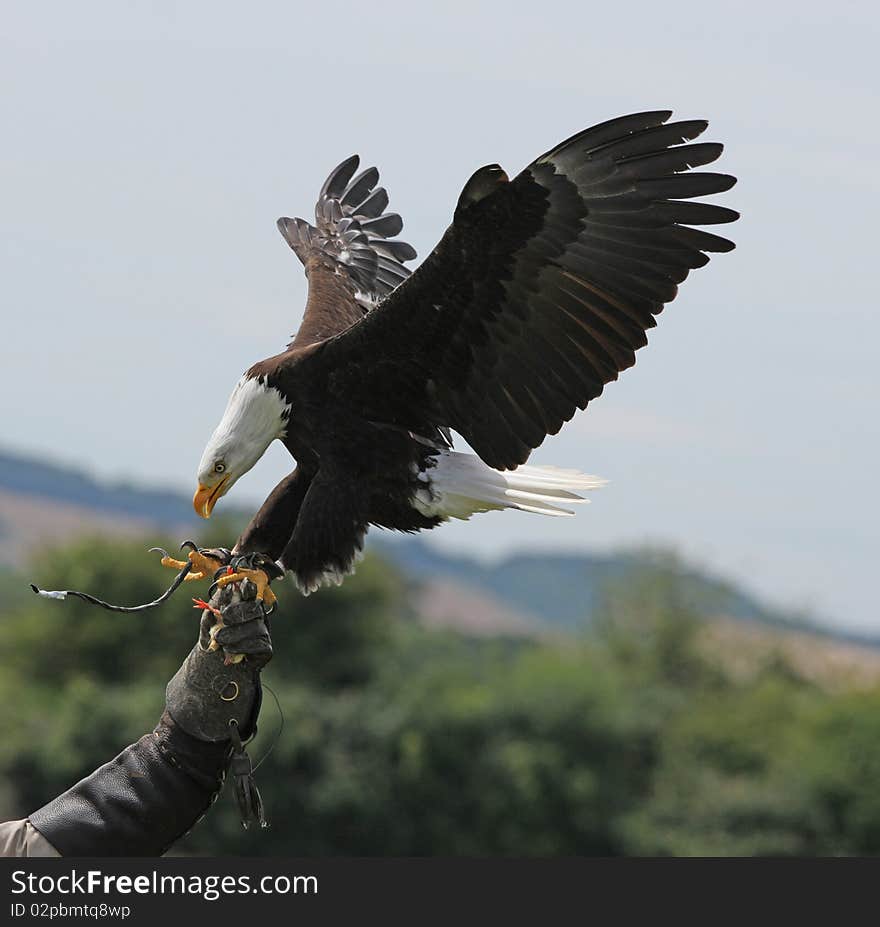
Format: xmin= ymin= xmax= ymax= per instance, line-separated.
xmin=165 ymin=549 xmax=276 ymax=744
xmin=28 ymin=549 xmax=279 ymax=857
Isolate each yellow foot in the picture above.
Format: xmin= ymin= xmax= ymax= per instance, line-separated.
xmin=214 ymin=567 xmax=278 ymax=608
xmin=155 ymin=548 xmax=227 ymax=583
xmin=159 ymin=555 xmax=206 ymax=581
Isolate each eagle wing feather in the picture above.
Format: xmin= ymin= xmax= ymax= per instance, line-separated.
xmin=306 ymin=110 xmax=738 ymax=470
xmin=278 ymin=156 xmax=417 ymax=349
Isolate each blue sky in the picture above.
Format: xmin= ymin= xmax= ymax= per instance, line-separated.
xmin=2 ymin=1 xmax=877 ymax=631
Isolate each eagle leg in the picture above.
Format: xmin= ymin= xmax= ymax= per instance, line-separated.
xmin=153 ymin=548 xmax=228 ymax=583
xmin=214 ymin=568 xmax=278 ymax=608
xmin=159 ymin=556 xmax=205 ymax=581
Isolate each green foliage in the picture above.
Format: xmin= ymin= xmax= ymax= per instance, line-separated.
xmin=14 ymin=536 xmax=198 ymax=685
xmin=793 ymin=691 xmax=880 ymax=854
xmin=3 ymin=535 xmax=880 ymax=856
xmin=595 ymin=551 xmax=724 ymax=692
xmin=270 ymin=556 xmax=404 ymax=689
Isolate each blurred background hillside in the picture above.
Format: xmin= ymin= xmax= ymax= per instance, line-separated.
xmin=3 ymin=448 xmax=880 ymax=856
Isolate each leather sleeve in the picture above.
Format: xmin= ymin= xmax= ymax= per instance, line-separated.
xmin=28 ymin=714 xmax=231 ymax=858
xmin=24 ymin=554 xmax=274 ymax=857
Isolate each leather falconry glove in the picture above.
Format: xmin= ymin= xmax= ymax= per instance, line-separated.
xmin=28 ymin=551 xmax=280 ymax=857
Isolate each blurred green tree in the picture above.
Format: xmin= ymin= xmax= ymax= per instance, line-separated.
xmin=3 ymin=534 xmax=880 ymax=857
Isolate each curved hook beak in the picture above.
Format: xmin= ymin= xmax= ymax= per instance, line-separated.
xmin=193 ymin=477 xmax=229 ymax=519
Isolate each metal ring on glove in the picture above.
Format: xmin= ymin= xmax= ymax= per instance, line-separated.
xmin=220 ymin=681 xmax=240 ymax=702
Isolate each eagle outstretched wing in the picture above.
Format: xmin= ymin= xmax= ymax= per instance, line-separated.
xmin=278 ymin=156 xmax=417 ymax=349
xmin=305 ymin=111 xmax=739 ymax=470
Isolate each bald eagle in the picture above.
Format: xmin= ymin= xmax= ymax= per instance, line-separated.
xmin=193 ymin=110 xmax=737 ymax=593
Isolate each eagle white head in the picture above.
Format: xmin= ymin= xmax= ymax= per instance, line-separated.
xmin=193 ymin=375 xmax=291 ymax=518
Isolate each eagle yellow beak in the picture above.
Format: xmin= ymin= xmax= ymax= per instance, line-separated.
xmin=193 ymin=477 xmax=229 ymax=519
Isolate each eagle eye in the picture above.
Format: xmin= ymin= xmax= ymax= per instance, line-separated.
xmin=214 ymin=462 xmax=226 ymax=474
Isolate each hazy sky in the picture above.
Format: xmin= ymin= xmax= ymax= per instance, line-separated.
xmin=2 ymin=2 xmax=877 ymax=631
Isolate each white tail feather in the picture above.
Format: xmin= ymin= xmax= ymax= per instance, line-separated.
xmin=413 ymin=451 xmax=606 ymax=520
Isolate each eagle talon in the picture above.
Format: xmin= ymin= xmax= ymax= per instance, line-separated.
xmin=152 ymin=544 xmax=230 ymax=587
xmin=215 ymin=568 xmax=278 ymax=607
xmin=151 ymin=547 xmax=198 ymax=577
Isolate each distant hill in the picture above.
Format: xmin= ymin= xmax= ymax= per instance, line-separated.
xmin=0 ymin=445 xmax=868 ymax=647
xmin=0 ymin=449 xmax=207 ymax=527
xmin=374 ymin=538 xmax=789 ymax=631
